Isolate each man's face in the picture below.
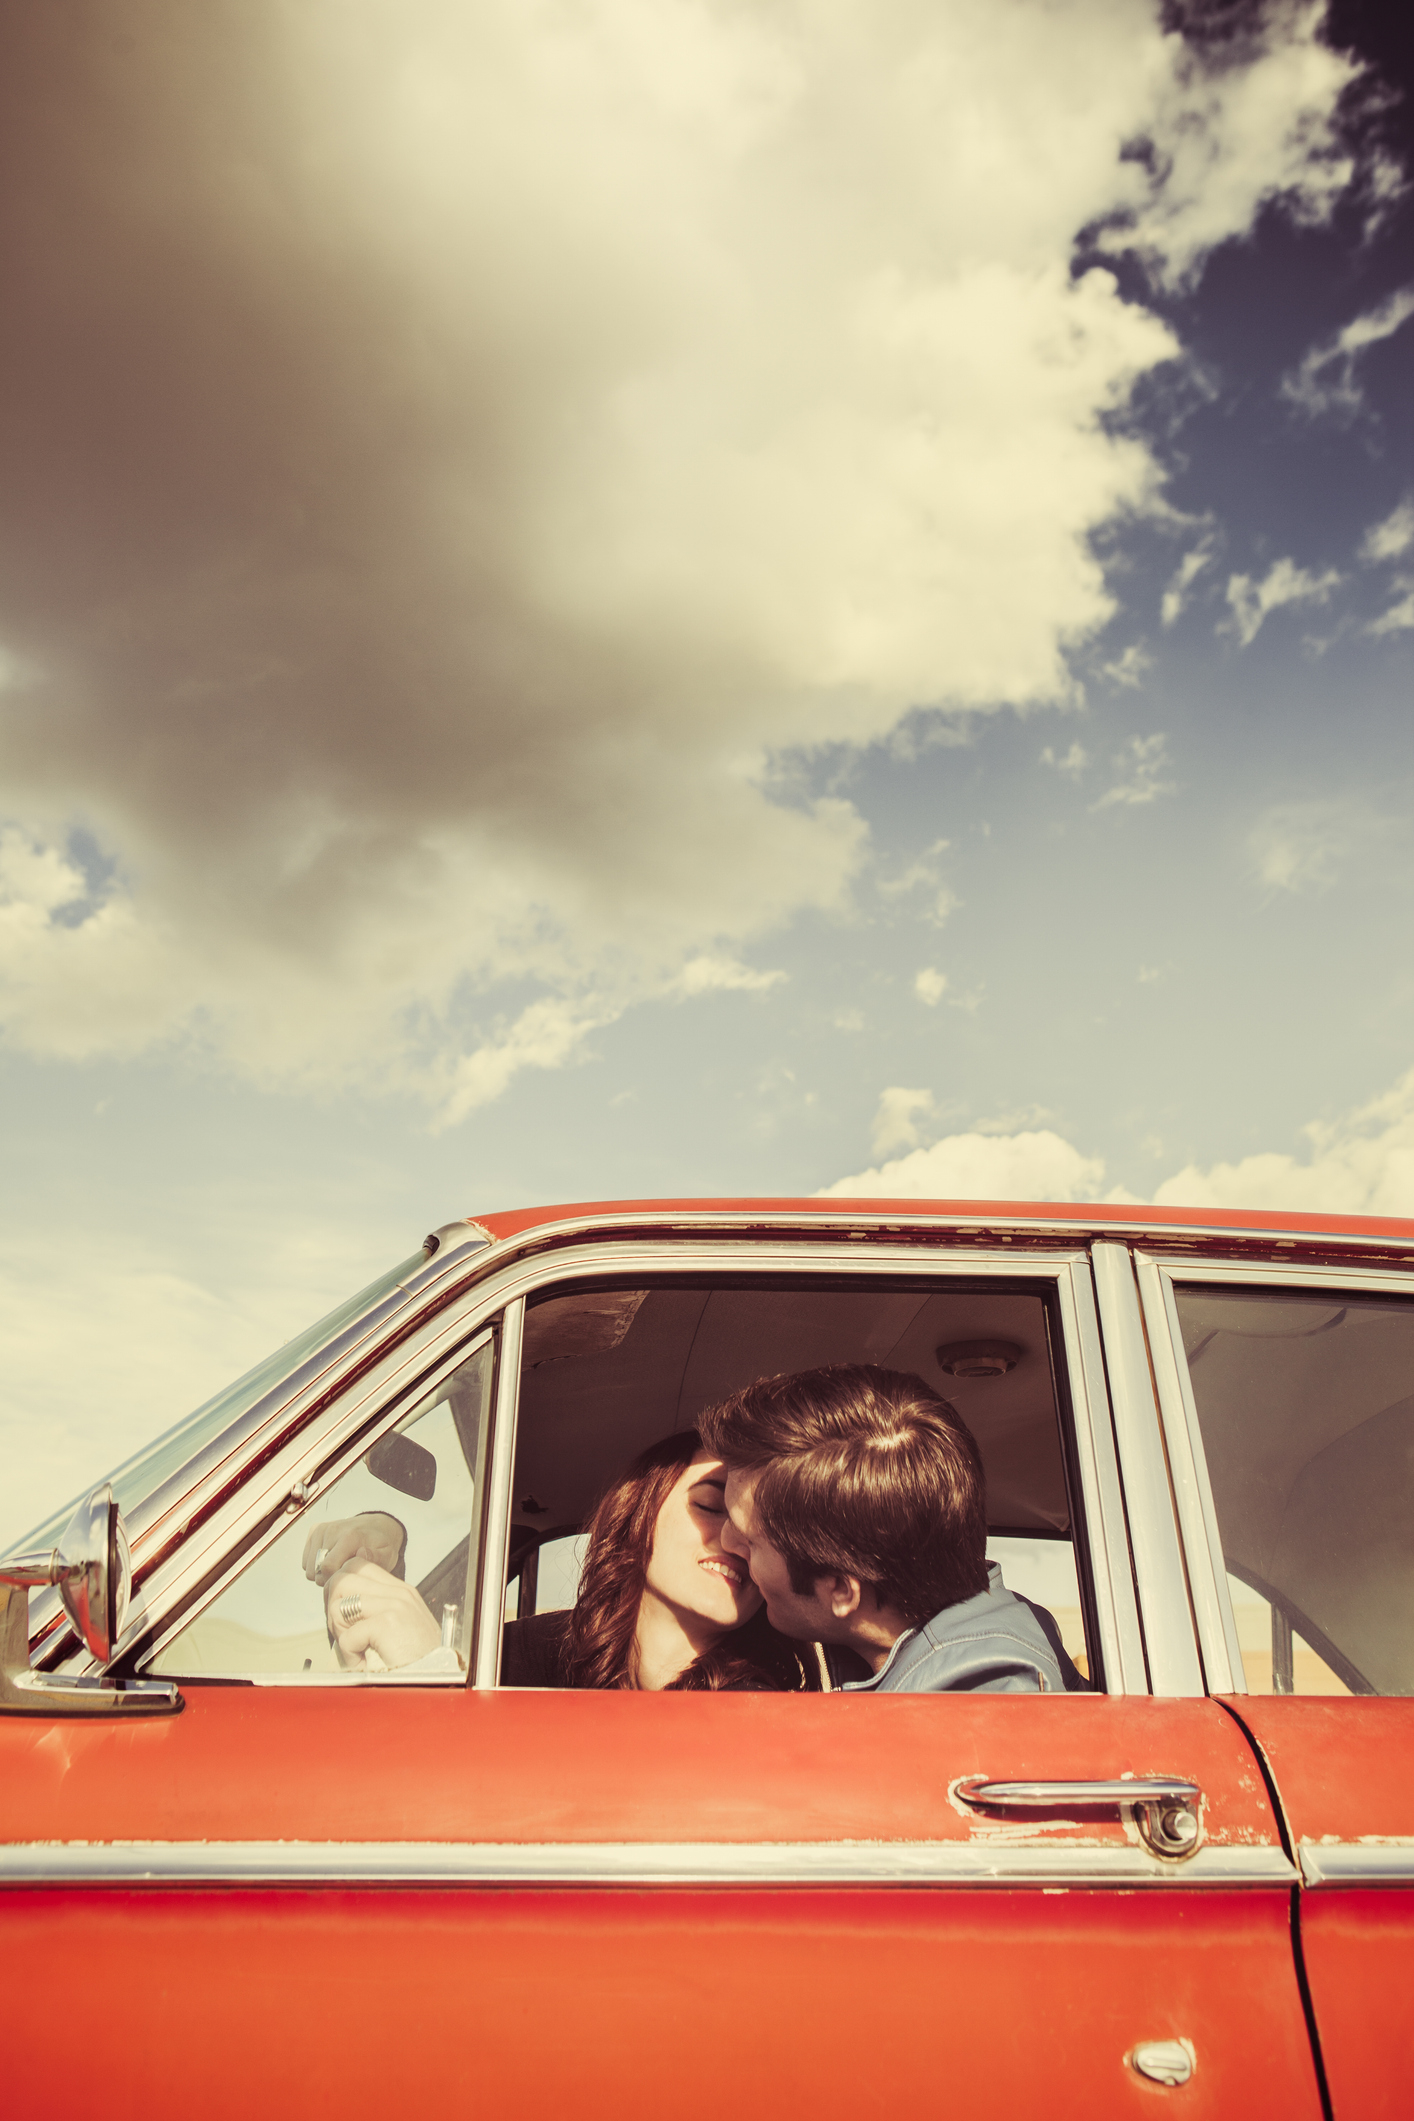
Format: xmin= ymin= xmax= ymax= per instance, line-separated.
xmin=721 ymin=1467 xmax=844 ymax=1642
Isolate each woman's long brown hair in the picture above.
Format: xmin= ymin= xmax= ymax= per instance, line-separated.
xmin=565 ymin=1430 xmax=803 ymax=1691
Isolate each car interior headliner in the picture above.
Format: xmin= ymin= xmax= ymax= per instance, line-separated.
xmin=510 ymin=1281 xmax=1072 ymax=1541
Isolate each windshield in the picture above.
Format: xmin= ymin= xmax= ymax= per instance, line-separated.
xmin=3 ymin=1248 xmax=429 ymax=1559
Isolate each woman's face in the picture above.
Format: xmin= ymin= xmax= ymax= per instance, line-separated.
xmin=643 ymin=1451 xmax=763 ymax=1633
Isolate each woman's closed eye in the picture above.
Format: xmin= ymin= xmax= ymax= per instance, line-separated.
xmin=688 ymin=1481 xmax=727 ymax=1517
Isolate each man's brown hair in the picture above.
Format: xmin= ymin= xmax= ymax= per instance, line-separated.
xmin=699 ymin=1364 xmax=988 ymax=1628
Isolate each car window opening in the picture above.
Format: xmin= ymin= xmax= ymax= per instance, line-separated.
xmin=500 ymin=1279 xmax=1093 ymax=1693
xmin=1176 ymin=1285 xmax=1414 ymax=1697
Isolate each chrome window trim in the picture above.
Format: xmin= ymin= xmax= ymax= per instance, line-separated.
xmin=0 ymin=1838 xmax=1297 ymax=1890
xmin=1055 ymin=1260 xmax=1146 ymax=1692
xmin=1090 ymin=1243 xmax=1204 ymax=1697
xmin=461 ymin=1239 xmax=1139 ymax=1696
xmin=1298 ymin=1842 xmax=1414 ymax=1888
xmin=1134 ymin=1259 xmax=1245 ymax=1693
xmin=129 ymin=1322 xmax=498 ymax=1674
xmin=1136 ymin=1258 xmax=1414 ymax=1297
xmin=478 ymin=1204 xmax=1414 ymax=1259
xmin=119 ymin=1237 xmax=1135 ymax=1688
xmin=1134 ymin=1251 xmax=1414 ymax=1700
xmin=474 ymin=1296 xmax=524 ymax=1688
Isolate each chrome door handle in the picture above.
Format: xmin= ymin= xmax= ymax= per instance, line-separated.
xmin=957 ymin=1776 xmax=1203 ymax=1860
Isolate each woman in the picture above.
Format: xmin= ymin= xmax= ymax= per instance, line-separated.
xmin=313 ymin=1430 xmax=810 ymax=1690
xmin=503 ymin=1430 xmax=808 ymax=1690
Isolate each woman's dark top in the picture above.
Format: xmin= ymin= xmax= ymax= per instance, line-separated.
xmin=501 ymin=1607 xmax=818 ymax=1690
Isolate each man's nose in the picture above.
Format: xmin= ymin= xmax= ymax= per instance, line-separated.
xmin=720 ymin=1516 xmax=748 ymax=1560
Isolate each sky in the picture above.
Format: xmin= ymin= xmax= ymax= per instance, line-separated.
xmin=1 ymin=0 xmax=1411 ymax=1544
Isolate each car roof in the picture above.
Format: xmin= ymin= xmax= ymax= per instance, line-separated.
xmin=460 ymin=1196 xmax=1414 ymax=1248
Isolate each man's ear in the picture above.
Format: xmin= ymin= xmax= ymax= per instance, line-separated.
xmin=825 ymin=1574 xmax=863 ymax=1621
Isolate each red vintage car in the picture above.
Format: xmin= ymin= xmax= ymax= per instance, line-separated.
xmin=3 ymin=1198 xmax=1411 ymax=2118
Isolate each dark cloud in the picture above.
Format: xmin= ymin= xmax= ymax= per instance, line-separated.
xmin=0 ymin=1 xmax=1371 ymax=1098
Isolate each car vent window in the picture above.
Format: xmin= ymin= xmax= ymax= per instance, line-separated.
xmin=151 ymin=1337 xmax=494 ymax=1680
xmin=1175 ymin=1286 xmax=1414 ymax=1697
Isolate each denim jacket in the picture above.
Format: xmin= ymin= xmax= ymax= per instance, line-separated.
xmin=838 ymin=1563 xmax=1070 ymax=1695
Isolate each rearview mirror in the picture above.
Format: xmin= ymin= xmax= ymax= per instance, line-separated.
xmin=366 ymin=1432 xmax=438 ymax=1502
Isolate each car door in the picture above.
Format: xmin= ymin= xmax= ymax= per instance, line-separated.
xmin=2 ymin=1215 xmax=1323 ymax=2120
xmin=1136 ymin=1240 xmax=1414 ymax=2120
xmin=481 ymin=1231 xmax=1319 ymax=2117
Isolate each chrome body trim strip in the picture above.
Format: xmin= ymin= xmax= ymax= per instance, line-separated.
xmin=1298 ymin=1842 xmax=1414 ymax=1888
xmin=1090 ymin=1243 xmax=1204 ymax=1697
xmin=475 ymin=1297 xmax=524 ymax=1688
xmin=0 ymin=1839 xmax=1298 ymax=1889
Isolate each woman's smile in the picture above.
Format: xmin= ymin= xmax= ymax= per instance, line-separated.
xmin=698 ymin=1554 xmax=748 ymax=1589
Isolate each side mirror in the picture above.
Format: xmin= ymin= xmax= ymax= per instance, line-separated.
xmin=0 ymin=1485 xmax=178 ymax=1716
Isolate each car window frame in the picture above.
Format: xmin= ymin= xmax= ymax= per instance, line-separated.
xmin=468 ymin=1238 xmax=1148 ymax=1693
xmin=1134 ymin=1248 xmax=1414 ymax=1697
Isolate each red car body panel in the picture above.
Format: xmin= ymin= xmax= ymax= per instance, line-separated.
xmin=9 ymin=1887 xmax=1321 ymax=2121
xmin=3 ymin=1690 xmax=1318 ymax=2119
xmin=1 ymin=1686 xmax=1279 ymax=1847
xmin=1227 ymin=1698 xmax=1414 ymax=2118
xmin=1294 ymin=1895 xmax=1414 ymax=2121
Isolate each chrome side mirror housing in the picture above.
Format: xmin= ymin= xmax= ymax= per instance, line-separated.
xmin=0 ymin=1485 xmax=179 ymax=1715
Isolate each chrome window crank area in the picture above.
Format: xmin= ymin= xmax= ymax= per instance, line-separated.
xmin=956 ymin=1777 xmax=1203 ymax=1861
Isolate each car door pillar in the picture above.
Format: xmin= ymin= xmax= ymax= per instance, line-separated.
xmin=1091 ymin=1240 xmax=1204 ymax=1696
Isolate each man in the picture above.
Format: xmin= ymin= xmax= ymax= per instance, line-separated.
xmin=702 ymin=1363 xmax=1080 ymax=1693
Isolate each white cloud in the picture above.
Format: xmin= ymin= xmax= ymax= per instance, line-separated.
xmin=1118 ymin=1 xmax=1364 ymax=291
xmin=1223 ymin=557 xmax=1342 ymax=646
xmin=820 ymin=1065 xmax=1414 ymax=1222
xmin=1248 ymin=800 xmax=1361 ymax=894
xmin=1040 ymin=741 xmax=1088 ymax=779
xmin=1369 ymin=585 xmax=1414 ymax=636
xmin=0 ymin=1 xmax=1370 ymax=1109
xmin=821 ymin=1128 xmax=1106 ymax=1203
xmin=1099 ymin=643 xmax=1152 ymax=688
xmin=877 ymin=842 xmax=958 ymax=926
xmin=1360 ymin=497 xmax=1414 ymax=564
xmin=1358 ymin=498 xmax=1414 ymax=635
xmin=665 ymin=954 xmax=786 ymax=998
xmin=433 ymin=996 xmax=619 ymax=1129
xmin=1283 ymin=284 xmax=1414 ymax=418
xmin=914 ymin=966 xmax=948 ymax=1007
xmin=1091 ymin=732 xmax=1176 ymax=809
xmin=1154 ymin=1069 xmax=1414 ymax=1217
xmin=871 ymin=1086 xmax=935 ymax=1158
xmin=1161 ymin=544 xmax=1212 ymax=626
